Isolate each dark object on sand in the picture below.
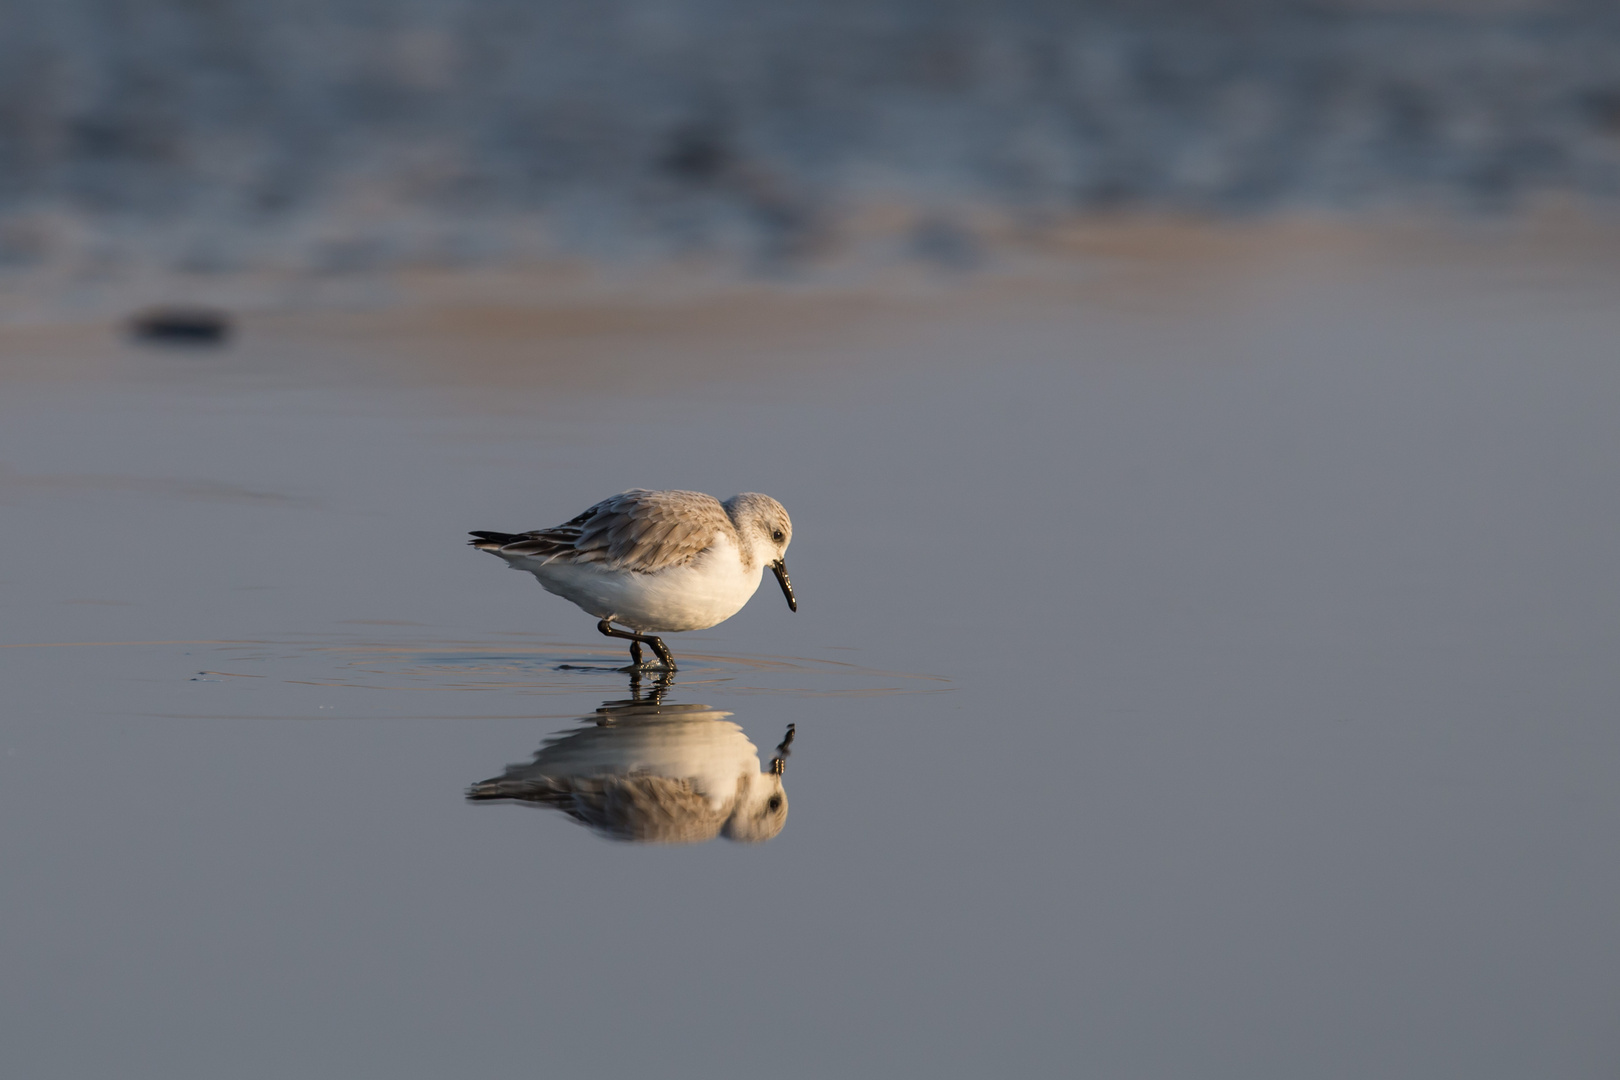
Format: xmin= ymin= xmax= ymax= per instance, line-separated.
xmin=130 ymin=307 xmax=231 ymax=344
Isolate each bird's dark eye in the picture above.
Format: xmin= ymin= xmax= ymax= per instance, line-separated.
xmin=772 ymin=530 xmax=784 ymax=543
xmin=768 ymin=796 xmax=782 ymax=811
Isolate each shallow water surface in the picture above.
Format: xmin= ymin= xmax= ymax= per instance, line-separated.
xmin=3 ymin=224 xmax=1619 ymax=1077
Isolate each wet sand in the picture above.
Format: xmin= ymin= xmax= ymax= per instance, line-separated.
xmin=3 ymin=213 xmax=1619 ymax=1077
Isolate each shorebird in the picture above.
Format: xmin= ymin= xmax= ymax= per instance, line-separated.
xmin=469 ymin=489 xmax=796 ymax=671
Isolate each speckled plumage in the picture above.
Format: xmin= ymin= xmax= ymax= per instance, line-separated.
xmin=473 ymin=489 xmax=738 ymax=574
xmin=469 ymin=489 xmax=796 ymax=660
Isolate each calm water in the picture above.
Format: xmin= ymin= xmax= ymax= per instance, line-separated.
xmin=3 ymin=224 xmax=1619 ymax=1077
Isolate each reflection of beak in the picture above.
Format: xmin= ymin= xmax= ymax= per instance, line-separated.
xmin=771 ymin=559 xmax=797 ymax=612
xmin=770 ymin=723 xmax=796 ymax=775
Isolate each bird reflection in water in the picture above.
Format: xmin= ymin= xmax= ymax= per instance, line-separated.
xmin=467 ymin=675 xmax=796 ymax=844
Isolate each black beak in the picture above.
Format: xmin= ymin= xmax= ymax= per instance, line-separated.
xmin=771 ymin=559 xmax=797 ymax=612
xmin=770 ymin=723 xmax=796 ymax=775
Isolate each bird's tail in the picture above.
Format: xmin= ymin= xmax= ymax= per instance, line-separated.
xmin=468 ymin=530 xmax=521 ymax=550
xmin=466 ymin=777 xmax=522 ymax=800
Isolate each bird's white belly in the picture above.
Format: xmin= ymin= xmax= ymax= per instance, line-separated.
xmin=514 ymin=541 xmax=763 ymax=633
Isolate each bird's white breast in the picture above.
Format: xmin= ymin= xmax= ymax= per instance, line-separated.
xmin=513 ymin=534 xmax=762 ymax=632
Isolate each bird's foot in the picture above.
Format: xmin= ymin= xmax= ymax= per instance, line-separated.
xmin=597 ymin=619 xmax=678 ymax=673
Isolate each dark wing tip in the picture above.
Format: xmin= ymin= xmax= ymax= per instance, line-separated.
xmin=468 ymin=530 xmax=520 ymax=549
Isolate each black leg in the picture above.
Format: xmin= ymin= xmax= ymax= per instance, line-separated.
xmin=597 ymin=619 xmax=678 ymax=671
xmin=646 ymin=635 xmax=676 ymax=670
xmin=629 ymin=640 xmax=644 ymax=667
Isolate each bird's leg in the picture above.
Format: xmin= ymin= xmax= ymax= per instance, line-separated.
xmin=629 ymin=640 xmax=644 ymax=667
xmin=645 ymin=635 xmax=676 ymax=671
xmin=597 ymin=619 xmax=678 ymax=672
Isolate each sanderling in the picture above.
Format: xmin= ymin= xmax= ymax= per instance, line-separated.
xmin=469 ymin=489 xmax=796 ymax=671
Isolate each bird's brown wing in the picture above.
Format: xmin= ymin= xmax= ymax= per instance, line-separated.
xmin=470 ymin=489 xmax=735 ymax=574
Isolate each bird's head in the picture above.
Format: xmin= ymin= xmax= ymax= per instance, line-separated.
xmin=724 ymin=492 xmax=796 ymax=611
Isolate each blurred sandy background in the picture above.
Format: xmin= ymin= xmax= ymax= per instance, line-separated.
xmin=4 ymin=0 xmax=1620 ymax=329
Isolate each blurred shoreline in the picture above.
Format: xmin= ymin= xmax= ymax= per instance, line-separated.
xmin=7 ymin=0 xmax=1620 ymax=316
xmin=6 ymin=203 xmax=1620 ymax=389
